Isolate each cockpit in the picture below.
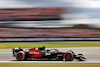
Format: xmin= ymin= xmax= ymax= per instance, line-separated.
xmin=38 ymin=46 xmax=45 ymax=50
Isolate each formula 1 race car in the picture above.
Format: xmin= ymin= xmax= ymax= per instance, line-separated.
xmin=12 ymin=46 xmax=87 ymax=61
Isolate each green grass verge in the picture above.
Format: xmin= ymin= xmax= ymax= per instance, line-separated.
xmin=0 ymin=63 xmax=100 ymax=67
xmin=0 ymin=41 xmax=100 ymax=49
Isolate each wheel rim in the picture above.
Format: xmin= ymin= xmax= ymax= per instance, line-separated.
xmin=65 ymin=53 xmax=71 ymax=59
xmin=17 ymin=53 xmax=23 ymax=60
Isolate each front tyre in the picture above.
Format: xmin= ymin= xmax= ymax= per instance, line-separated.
xmin=16 ymin=51 xmax=25 ymax=61
xmin=64 ymin=53 xmax=74 ymax=61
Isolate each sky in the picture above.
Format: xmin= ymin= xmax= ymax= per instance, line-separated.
xmin=0 ymin=0 xmax=100 ymax=27
xmin=0 ymin=0 xmax=100 ymax=8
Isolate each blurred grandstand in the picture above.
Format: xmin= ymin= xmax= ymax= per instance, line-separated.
xmin=0 ymin=7 xmax=65 ymax=21
xmin=0 ymin=24 xmax=99 ymax=38
xmin=0 ymin=7 xmax=100 ymax=38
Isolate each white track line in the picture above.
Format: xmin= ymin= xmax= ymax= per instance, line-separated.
xmin=0 ymin=61 xmax=100 ymax=63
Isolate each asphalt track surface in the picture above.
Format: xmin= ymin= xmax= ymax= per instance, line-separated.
xmin=0 ymin=47 xmax=100 ymax=63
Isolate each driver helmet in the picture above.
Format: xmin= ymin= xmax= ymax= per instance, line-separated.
xmin=43 ymin=46 xmax=45 ymax=49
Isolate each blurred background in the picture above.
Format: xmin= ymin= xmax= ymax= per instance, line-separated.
xmin=0 ymin=0 xmax=99 ymax=40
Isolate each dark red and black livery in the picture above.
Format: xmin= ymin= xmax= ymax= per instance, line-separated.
xmin=12 ymin=46 xmax=86 ymax=61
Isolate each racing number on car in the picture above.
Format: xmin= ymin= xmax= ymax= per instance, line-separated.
xmin=65 ymin=53 xmax=71 ymax=59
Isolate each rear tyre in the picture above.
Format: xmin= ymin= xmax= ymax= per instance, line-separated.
xmin=64 ymin=53 xmax=74 ymax=61
xmin=16 ymin=51 xmax=25 ymax=61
